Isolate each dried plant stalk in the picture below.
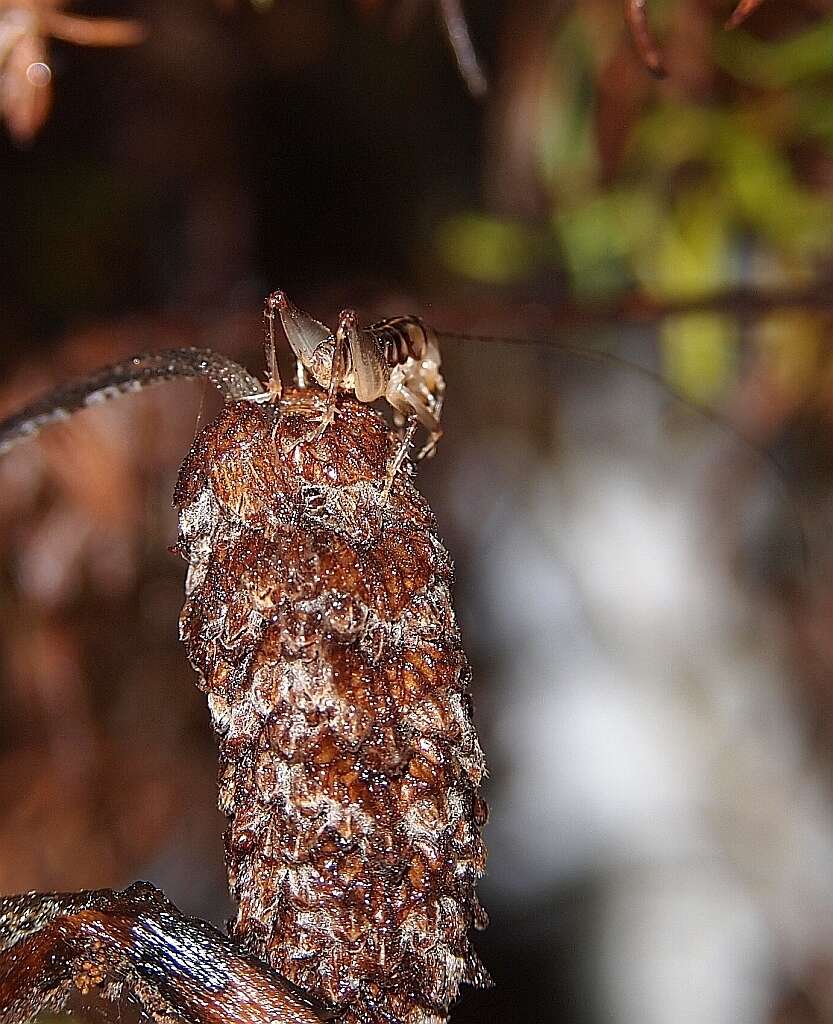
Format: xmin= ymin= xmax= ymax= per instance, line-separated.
xmin=176 ymin=387 xmax=490 ymax=1023
xmin=0 ymin=322 xmax=489 ymax=1023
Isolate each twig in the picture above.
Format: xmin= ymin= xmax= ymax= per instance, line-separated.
xmin=436 ymin=0 xmax=488 ymax=97
xmin=0 ymin=883 xmax=330 ymax=1024
xmin=38 ymin=9 xmax=145 ymax=47
xmin=624 ymin=0 xmax=667 ymax=78
xmin=726 ymin=0 xmax=768 ymax=29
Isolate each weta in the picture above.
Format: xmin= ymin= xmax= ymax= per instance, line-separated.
xmin=264 ymin=291 xmax=445 ymax=466
xmin=0 ymin=293 xmax=489 ymax=1024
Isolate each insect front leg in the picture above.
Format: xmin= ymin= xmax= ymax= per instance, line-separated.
xmin=0 ymin=883 xmax=328 ymax=1024
xmin=272 ymin=289 xmax=335 ymax=396
xmin=287 ymin=309 xmax=354 ymax=453
xmin=272 ymin=291 xmax=359 ymax=445
xmin=314 ymin=306 xmax=356 ymax=438
xmin=263 ymin=292 xmax=285 ymax=402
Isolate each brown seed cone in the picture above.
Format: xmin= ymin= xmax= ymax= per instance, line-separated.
xmin=175 ymin=388 xmax=490 ymax=1024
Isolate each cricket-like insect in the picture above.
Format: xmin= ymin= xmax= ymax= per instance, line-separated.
xmin=264 ymin=291 xmax=444 ymax=469
xmin=0 ymin=289 xmax=803 ymax=1024
xmin=0 ymin=293 xmax=489 ymax=1024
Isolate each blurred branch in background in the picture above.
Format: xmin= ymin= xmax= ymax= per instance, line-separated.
xmin=726 ymin=0 xmax=769 ymax=29
xmin=0 ymin=0 xmax=144 ymax=142
xmin=623 ymin=0 xmax=771 ymax=77
xmin=624 ymin=0 xmax=667 ymax=77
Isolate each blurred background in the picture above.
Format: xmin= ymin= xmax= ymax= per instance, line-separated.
xmin=4 ymin=1 xmax=833 ymax=1022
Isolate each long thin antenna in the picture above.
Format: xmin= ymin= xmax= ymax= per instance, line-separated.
xmin=438 ymin=328 xmax=810 ymax=578
xmin=0 ymin=348 xmax=263 ymax=455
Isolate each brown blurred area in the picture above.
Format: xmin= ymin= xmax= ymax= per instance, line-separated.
xmin=5 ymin=2 xmax=833 ymax=1023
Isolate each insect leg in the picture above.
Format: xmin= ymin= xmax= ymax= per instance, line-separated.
xmin=726 ymin=0 xmax=767 ymax=29
xmin=388 ymin=379 xmax=443 ymax=461
xmin=263 ymin=293 xmax=284 ymax=402
xmin=301 ymin=308 xmax=354 ymax=445
xmin=624 ymin=0 xmax=666 ymax=78
xmin=284 ymin=310 xmax=353 ymax=452
xmin=382 ymin=416 xmax=419 ymax=501
xmin=323 ymin=308 xmax=355 ymax=420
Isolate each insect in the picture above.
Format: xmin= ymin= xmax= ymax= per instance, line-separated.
xmin=264 ymin=291 xmax=445 ymax=469
xmin=0 ymin=290 xmax=801 ymax=1024
xmin=0 ymin=292 xmax=489 ymax=1024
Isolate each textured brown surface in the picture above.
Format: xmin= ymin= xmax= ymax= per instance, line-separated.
xmin=176 ymin=388 xmax=489 ymax=1024
xmin=0 ymin=883 xmax=327 ymax=1024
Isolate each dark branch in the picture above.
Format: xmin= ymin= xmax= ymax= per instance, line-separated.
xmin=0 ymin=348 xmax=264 ymax=455
xmin=0 ymin=882 xmax=331 ymax=1024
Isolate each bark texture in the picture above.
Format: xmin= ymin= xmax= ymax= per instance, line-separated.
xmin=0 ymin=883 xmax=327 ymax=1024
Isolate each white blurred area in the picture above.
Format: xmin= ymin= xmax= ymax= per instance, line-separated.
xmin=446 ymin=363 xmax=833 ymax=1024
